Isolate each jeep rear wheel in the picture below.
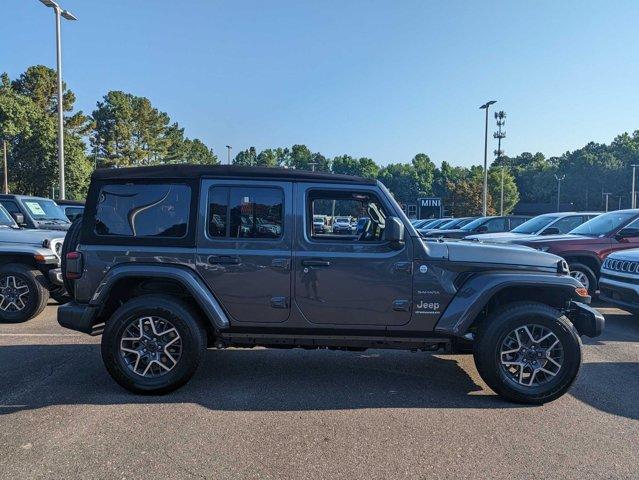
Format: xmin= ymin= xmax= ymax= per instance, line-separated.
xmin=101 ymin=295 xmax=206 ymax=394
xmin=0 ymin=263 xmax=49 ymax=323
xmin=473 ymin=302 xmax=582 ymax=404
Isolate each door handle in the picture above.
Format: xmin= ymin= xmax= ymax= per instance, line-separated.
xmin=208 ymin=255 xmax=240 ymax=265
xmin=302 ymin=259 xmax=331 ymax=267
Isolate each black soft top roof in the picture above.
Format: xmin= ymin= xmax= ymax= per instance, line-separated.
xmin=91 ymin=164 xmax=376 ymax=185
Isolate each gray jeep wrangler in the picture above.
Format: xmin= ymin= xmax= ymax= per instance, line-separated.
xmin=58 ymin=165 xmax=603 ymax=403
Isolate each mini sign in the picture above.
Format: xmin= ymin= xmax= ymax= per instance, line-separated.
xmin=417 ymin=197 xmax=442 ymax=219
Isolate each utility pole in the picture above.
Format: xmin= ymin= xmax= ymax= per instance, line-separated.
xmin=2 ymin=140 xmax=8 ymax=194
xmin=603 ymin=192 xmax=612 ymax=212
xmin=632 ymin=164 xmax=639 ymax=208
xmin=554 ymin=174 xmax=565 ymax=212
xmin=479 ymin=101 xmax=497 ymax=216
xmin=309 ymin=160 xmax=318 ymax=172
xmin=226 ymin=145 xmax=232 ymax=165
xmin=39 ymin=0 xmax=77 ymax=200
xmin=493 ymin=111 xmax=506 ymax=215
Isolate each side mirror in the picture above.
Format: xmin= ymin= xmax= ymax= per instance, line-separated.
xmin=542 ymin=227 xmax=560 ymax=235
xmin=384 ymin=216 xmax=405 ymax=249
xmin=476 ymin=225 xmax=488 ymax=233
xmin=11 ymin=213 xmax=24 ymax=225
xmin=615 ymin=228 xmax=639 ymax=242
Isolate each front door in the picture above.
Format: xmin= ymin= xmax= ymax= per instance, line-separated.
xmin=294 ymin=184 xmax=413 ymax=327
xmin=196 ymin=179 xmax=292 ymax=323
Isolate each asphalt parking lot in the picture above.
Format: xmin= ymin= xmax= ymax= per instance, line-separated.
xmin=0 ymin=304 xmax=638 ymax=480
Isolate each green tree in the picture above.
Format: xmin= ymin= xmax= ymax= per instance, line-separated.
xmin=332 ymin=155 xmax=379 ymax=178
xmin=377 ymin=163 xmax=421 ymax=204
xmin=488 ymin=166 xmax=519 ymax=214
xmin=233 ymin=146 xmax=257 ymax=166
xmin=0 ymin=68 xmax=92 ymax=199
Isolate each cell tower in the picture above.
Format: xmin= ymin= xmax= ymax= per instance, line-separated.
xmin=493 ymin=111 xmax=507 ymax=215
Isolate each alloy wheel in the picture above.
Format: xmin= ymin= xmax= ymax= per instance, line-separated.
xmin=0 ymin=275 xmax=30 ymax=312
xmin=499 ymin=324 xmax=564 ymax=387
xmin=569 ymin=270 xmax=590 ymax=291
xmin=120 ymin=316 xmax=183 ymax=378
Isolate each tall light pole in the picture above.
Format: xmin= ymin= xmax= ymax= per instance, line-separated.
xmin=554 ymin=174 xmax=565 ymax=212
xmin=2 ymin=140 xmax=8 ymax=194
xmin=493 ymin=111 xmax=506 ymax=215
xmin=480 ymin=100 xmax=497 ymax=216
xmin=631 ymin=164 xmax=639 ymax=209
xmin=602 ymin=192 xmax=611 ymax=212
xmin=226 ymin=145 xmax=232 ymax=165
xmin=39 ymin=0 xmax=76 ymax=200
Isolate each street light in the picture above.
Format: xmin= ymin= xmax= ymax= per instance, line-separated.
xmin=631 ymin=164 xmax=639 ymax=209
xmin=554 ymin=174 xmax=565 ymax=212
xmin=479 ymin=100 xmax=497 ymax=216
xmin=602 ymin=192 xmax=612 ymax=212
xmin=226 ymin=145 xmax=232 ymax=165
xmin=39 ymin=0 xmax=77 ymax=200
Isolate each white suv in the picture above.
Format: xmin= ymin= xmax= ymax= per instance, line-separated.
xmin=599 ymin=249 xmax=639 ymax=315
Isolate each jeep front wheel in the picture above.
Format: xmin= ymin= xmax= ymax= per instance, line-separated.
xmin=101 ymin=295 xmax=206 ymax=394
xmin=473 ymin=302 xmax=582 ymax=404
xmin=0 ymin=263 xmax=49 ymax=323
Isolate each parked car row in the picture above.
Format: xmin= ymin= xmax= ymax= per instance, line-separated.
xmin=0 ymin=195 xmax=85 ymax=322
xmin=416 ymin=209 xmax=639 ymax=299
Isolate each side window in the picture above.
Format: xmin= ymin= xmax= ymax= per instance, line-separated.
xmin=552 ymin=216 xmax=584 ymax=233
xmin=0 ymin=200 xmax=21 ymax=215
xmin=620 ymin=217 xmax=639 ymax=237
xmin=509 ymin=217 xmax=527 ymax=229
xmin=207 ymin=186 xmax=283 ymax=239
xmin=94 ymin=183 xmax=191 ymax=238
xmin=485 ymin=218 xmax=507 ymax=232
xmin=308 ymin=190 xmax=388 ymax=242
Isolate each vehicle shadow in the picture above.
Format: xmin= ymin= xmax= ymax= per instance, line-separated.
xmin=0 ymin=344 xmax=524 ymax=415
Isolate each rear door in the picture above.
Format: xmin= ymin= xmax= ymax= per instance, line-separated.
xmin=196 ymin=179 xmax=292 ymax=323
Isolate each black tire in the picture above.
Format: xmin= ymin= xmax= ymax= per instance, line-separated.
xmin=49 ymin=286 xmax=71 ymax=304
xmin=0 ymin=263 xmax=49 ymax=323
xmin=568 ymin=262 xmax=597 ymax=295
xmin=473 ymin=302 xmax=582 ymax=404
xmin=101 ymin=295 xmax=206 ymax=394
xmin=61 ymin=217 xmax=83 ymax=297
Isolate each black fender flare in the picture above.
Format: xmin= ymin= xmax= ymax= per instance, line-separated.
xmin=89 ymin=264 xmax=230 ymax=330
xmin=434 ymin=271 xmax=586 ymax=336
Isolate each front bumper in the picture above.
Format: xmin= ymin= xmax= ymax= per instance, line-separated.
xmin=48 ymin=268 xmax=64 ymax=286
xmin=598 ymin=274 xmax=639 ymax=313
xmin=58 ymin=301 xmax=100 ymax=335
xmin=566 ymin=301 xmax=605 ymax=338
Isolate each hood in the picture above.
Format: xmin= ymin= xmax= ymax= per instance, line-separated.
xmin=422 ymin=228 xmax=467 ymax=238
xmin=513 ymin=233 xmax=602 ymax=246
xmin=606 ymin=248 xmax=639 ymax=262
xmin=464 ymin=232 xmax=527 ymax=242
xmin=441 ymin=239 xmax=564 ymax=270
xmin=0 ymin=227 xmax=65 ymax=246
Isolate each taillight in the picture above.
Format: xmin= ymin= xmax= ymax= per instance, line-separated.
xmin=66 ymin=251 xmax=83 ymax=279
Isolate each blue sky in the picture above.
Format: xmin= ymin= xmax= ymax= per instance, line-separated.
xmin=3 ymin=0 xmax=639 ymax=167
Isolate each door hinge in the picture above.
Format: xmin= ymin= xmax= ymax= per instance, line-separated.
xmin=392 ymin=299 xmax=411 ymax=312
xmin=270 ymin=296 xmax=289 ymax=309
xmin=393 ymin=261 xmax=413 ymax=274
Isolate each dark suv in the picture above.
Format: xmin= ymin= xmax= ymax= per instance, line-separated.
xmin=513 ymin=209 xmax=639 ymax=294
xmin=58 ymin=165 xmax=603 ymax=404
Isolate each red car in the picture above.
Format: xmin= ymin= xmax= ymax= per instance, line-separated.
xmin=513 ymin=209 xmax=639 ymax=293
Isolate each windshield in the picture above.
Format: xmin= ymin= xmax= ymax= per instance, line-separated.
xmin=335 ymin=217 xmax=350 ymax=223
xmin=19 ymin=198 xmax=69 ymax=222
xmin=512 ymin=215 xmax=558 ymax=234
xmin=570 ymin=211 xmax=637 ymax=237
xmin=0 ymin=205 xmax=16 ymax=227
xmin=461 ymin=217 xmax=490 ymax=231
